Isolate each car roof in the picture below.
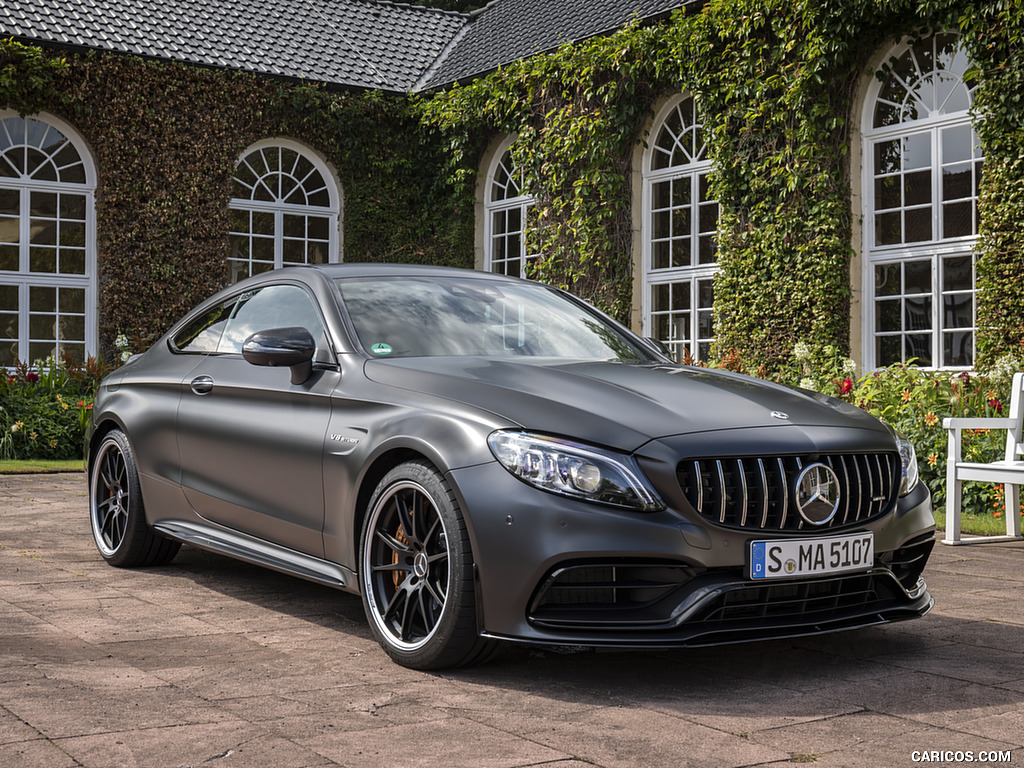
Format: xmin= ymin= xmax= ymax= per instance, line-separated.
xmin=296 ymin=262 xmax=528 ymax=284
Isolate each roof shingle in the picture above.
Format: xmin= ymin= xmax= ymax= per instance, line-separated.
xmin=1 ymin=0 xmax=691 ymax=92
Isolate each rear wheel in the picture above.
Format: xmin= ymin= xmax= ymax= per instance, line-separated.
xmin=360 ymin=460 xmax=496 ymax=669
xmin=89 ymin=430 xmax=180 ymax=567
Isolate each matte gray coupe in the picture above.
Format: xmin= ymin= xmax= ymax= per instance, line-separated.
xmin=87 ymin=263 xmax=936 ymax=669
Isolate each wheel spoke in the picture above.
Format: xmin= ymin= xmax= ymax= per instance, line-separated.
xmin=416 ymin=589 xmax=436 ymax=634
xmin=394 ymin=492 xmax=414 ymax=544
xmin=375 ymin=527 xmax=411 ymax=555
xmin=424 ymin=575 xmax=446 ymax=608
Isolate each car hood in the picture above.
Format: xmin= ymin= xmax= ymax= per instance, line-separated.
xmin=364 ymin=357 xmax=887 ymax=452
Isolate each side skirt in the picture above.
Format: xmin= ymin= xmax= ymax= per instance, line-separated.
xmin=154 ymin=520 xmax=359 ymax=594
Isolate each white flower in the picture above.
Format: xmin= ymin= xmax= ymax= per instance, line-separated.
xmin=793 ymin=342 xmax=811 ymax=361
xmin=842 ymin=358 xmax=857 ymax=375
xmin=115 ymin=333 xmax=130 ymax=351
xmin=799 ymin=377 xmax=816 ymax=391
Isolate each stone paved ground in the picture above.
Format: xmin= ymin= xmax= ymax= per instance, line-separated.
xmin=2 ymin=472 xmax=1024 ymax=768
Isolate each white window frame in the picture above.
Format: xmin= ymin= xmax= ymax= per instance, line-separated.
xmin=641 ymin=95 xmax=718 ymax=363
xmin=0 ymin=110 xmax=97 ymax=367
xmin=483 ymin=136 xmax=535 ymax=277
xmin=229 ymin=138 xmax=342 ymax=283
xmin=861 ymin=35 xmax=980 ymax=370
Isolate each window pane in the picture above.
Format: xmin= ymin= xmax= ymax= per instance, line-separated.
xmin=942 ymin=162 xmax=972 ymax=201
xmin=0 ymin=283 xmax=16 ymax=310
xmin=942 ymin=124 xmax=973 ymax=164
xmin=903 ymin=133 xmax=931 ymax=170
xmin=903 ymin=170 xmax=931 ymax=207
xmin=652 ymin=283 xmax=669 ymax=312
xmin=0 ymin=187 xmax=18 ymax=216
xmin=943 ymin=331 xmax=972 ymax=367
xmin=905 ymin=260 xmax=932 ymax=294
xmin=904 ymin=207 xmax=932 ymax=243
xmin=876 ymin=299 xmax=901 ymax=333
xmin=942 ymin=255 xmax=972 ymax=291
xmin=942 ymin=201 xmax=973 ymax=238
xmin=0 ymin=245 xmax=17 ymax=271
xmin=905 ymin=334 xmax=932 ymax=365
xmin=283 ymin=214 xmax=305 ymax=238
xmin=874 ymin=176 xmax=900 ymax=210
xmin=904 ymin=296 xmax=932 ymax=331
xmin=875 ymin=212 xmax=900 ymax=246
xmin=877 ymin=335 xmax=901 ymax=366
xmin=943 ymin=292 xmax=973 ymax=328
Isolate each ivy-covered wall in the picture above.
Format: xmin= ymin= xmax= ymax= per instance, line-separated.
xmin=1 ymin=40 xmax=478 ymax=357
xmin=423 ymin=0 xmax=1024 ymax=375
xmin=3 ymin=0 xmax=1023 ymax=372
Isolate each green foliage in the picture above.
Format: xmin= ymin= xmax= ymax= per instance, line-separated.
xmin=853 ymin=363 xmax=1020 ymax=518
xmin=420 ymin=22 xmax=675 ymax=319
xmin=2 ymin=42 xmax=476 ymax=360
xmin=0 ymin=38 xmax=67 ymax=111
xmin=0 ymin=355 xmax=109 ymax=460
xmin=423 ymin=0 xmax=1024 ymax=368
xmin=4 ymin=0 xmax=1024 ymax=368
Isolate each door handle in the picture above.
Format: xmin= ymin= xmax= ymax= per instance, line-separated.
xmin=190 ymin=375 xmax=214 ymax=395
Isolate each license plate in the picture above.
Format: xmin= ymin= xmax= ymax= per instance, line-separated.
xmin=749 ymin=532 xmax=874 ymax=580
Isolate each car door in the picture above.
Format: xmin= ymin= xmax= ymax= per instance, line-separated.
xmin=175 ymin=282 xmax=338 ymax=557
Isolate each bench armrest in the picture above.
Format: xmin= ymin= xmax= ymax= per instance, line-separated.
xmin=943 ymin=417 xmax=1013 ymax=430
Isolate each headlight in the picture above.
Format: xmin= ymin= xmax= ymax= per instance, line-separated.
xmin=487 ymin=431 xmax=664 ymax=511
xmin=895 ymin=431 xmax=920 ymax=497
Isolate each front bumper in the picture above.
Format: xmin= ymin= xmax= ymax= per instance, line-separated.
xmin=448 ymin=461 xmax=935 ymax=647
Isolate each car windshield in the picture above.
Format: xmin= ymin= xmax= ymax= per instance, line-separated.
xmin=335 ymin=276 xmax=655 ymax=361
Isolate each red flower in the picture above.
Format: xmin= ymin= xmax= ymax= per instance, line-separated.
xmin=989 ymin=399 xmax=1003 ymax=413
xmin=25 ymin=372 xmax=39 ymax=383
xmin=840 ymin=378 xmax=853 ymax=395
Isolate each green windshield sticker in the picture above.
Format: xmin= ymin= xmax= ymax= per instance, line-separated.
xmin=371 ymin=342 xmax=393 ymax=355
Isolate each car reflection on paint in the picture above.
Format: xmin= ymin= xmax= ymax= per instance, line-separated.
xmin=87 ymin=263 xmax=936 ymax=669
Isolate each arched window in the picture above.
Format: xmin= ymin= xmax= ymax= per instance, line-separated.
xmin=0 ymin=112 xmax=95 ymax=366
xmin=642 ymin=95 xmax=718 ymax=362
xmin=229 ymin=140 xmax=341 ymax=283
xmin=863 ymin=34 xmax=980 ymax=369
xmin=484 ymin=138 xmax=535 ymax=277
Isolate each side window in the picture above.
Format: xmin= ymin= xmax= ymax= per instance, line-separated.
xmin=171 ymin=299 xmax=233 ymax=354
xmin=218 ymin=284 xmax=326 ymax=356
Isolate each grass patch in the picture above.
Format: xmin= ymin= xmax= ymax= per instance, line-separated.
xmin=0 ymin=459 xmax=84 ymax=474
xmin=933 ymin=509 xmax=1022 ymax=537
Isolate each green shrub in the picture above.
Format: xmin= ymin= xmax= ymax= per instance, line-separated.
xmin=0 ymin=354 xmax=109 ymax=460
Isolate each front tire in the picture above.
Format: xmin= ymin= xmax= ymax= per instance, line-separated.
xmin=89 ymin=429 xmax=180 ymax=568
xmin=360 ymin=460 xmax=496 ymax=669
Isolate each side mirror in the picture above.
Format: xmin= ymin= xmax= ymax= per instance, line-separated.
xmin=242 ymin=327 xmax=316 ymax=385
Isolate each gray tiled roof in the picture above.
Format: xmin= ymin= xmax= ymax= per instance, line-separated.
xmin=421 ymin=0 xmax=688 ymax=89
xmin=1 ymin=0 xmax=690 ymax=93
xmin=0 ymin=0 xmax=467 ymax=92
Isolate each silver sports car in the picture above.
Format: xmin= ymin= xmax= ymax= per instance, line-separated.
xmin=87 ymin=263 xmax=936 ymax=669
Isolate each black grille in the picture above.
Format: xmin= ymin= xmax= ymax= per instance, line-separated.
xmin=676 ymin=453 xmax=900 ymax=532
xmin=692 ymin=572 xmax=902 ymax=625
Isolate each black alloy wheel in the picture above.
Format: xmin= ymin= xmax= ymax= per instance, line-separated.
xmin=89 ymin=430 xmax=180 ymax=567
xmin=360 ymin=460 xmax=496 ymax=669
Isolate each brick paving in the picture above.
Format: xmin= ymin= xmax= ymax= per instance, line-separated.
xmin=2 ymin=472 xmax=1023 ymax=768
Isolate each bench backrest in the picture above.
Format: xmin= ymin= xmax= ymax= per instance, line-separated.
xmin=1007 ymin=372 xmax=1024 ymax=461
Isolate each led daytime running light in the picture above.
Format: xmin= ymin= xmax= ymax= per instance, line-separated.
xmin=488 ymin=431 xmax=663 ymax=511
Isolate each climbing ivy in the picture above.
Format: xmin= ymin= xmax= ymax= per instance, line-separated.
xmin=3 ymin=0 xmax=1023 ymax=371
xmin=2 ymin=44 xmax=475 ymax=358
xmin=422 ymin=0 xmax=1024 ymax=374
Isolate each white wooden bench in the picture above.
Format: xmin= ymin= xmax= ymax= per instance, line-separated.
xmin=942 ymin=371 xmax=1024 ymax=545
